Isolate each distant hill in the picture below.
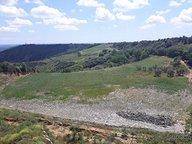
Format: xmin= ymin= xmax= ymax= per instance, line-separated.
xmin=0 ymin=36 xmax=192 ymax=73
xmin=0 ymin=44 xmax=95 ymax=62
xmin=0 ymin=45 xmax=16 ymax=52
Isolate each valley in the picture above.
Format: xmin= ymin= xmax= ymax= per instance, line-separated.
xmin=0 ymin=36 xmax=192 ymax=143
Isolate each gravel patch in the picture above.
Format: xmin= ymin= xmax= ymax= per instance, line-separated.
xmin=0 ymin=98 xmax=185 ymax=134
xmin=0 ymin=87 xmax=190 ymax=134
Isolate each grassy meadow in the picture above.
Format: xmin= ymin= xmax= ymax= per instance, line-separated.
xmin=1 ymin=56 xmax=189 ymax=101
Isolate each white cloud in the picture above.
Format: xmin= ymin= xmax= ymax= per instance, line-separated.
xmin=7 ymin=18 xmax=33 ymax=28
xmin=0 ymin=5 xmax=27 ymax=17
xmin=42 ymin=17 xmax=87 ymax=26
xmin=28 ymin=30 xmax=35 ymax=33
xmin=155 ymin=9 xmax=171 ymax=15
xmin=54 ymin=25 xmax=79 ymax=31
xmin=171 ymin=7 xmax=192 ymax=25
xmin=0 ymin=26 xmax=18 ymax=32
xmin=140 ymin=24 xmax=154 ymax=30
xmin=0 ymin=0 xmax=18 ymax=6
xmin=25 ymin=0 xmax=44 ymax=5
xmin=140 ymin=14 xmax=166 ymax=30
xmin=31 ymin=5 xmax=87 ymax=31
xmin=146 ymin=15 xmax=166 ymax=24
xmin=95 ymin=6 xmax=115 ymax=21
xmin=0 ymin=18 xmax=32 ymax=32
xmin=169 ymin=0 xmax=188 ymax=8
xmin=77 ymin=0 xmax=136 ymax=22
xmin=169 ymin=0 xmax=182 ymax=7
xmin=42 ymin=17 xmax=87 ymax=30
xmin=77 ymin=0 xmax=104 ymax=7
xmin=113 ymin=0 xmax=149 ymax=12
xmin=116 ymin=12 xmax=135 ymax=21
xmin=31 ymin=5 xmax=63 ymax=18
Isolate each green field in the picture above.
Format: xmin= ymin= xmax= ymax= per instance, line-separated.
xmin=1 ymin=56 xmax=189 ymax=101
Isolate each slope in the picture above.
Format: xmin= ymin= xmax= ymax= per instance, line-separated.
xmin=1 ymin=56 xmax=189 ymax=101
xmin=0 ymin=44 xmax=95 ymax=62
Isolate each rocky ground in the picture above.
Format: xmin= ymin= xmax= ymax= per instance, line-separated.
xmin=1 ymin=87 xmax=191 ymax=134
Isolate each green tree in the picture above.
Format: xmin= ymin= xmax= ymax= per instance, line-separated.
xmin=167 ymin=68 xmax=175 ymax=77
xmin=154 ymin=68 xmax=162 ymax=77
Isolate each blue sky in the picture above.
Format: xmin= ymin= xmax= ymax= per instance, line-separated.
xmin=0 ymin=0 xmax=192 ymax=44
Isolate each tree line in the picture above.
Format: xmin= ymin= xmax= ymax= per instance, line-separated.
xmin=112 ymin=36 xmax=192 ymax=67
xmin=0 ymin=36 xmax=192 ymax=74
xmin=136 ymin=57 xmax=189 ymax=77
xmin=0 ymin=62 xmax=39 ymax=75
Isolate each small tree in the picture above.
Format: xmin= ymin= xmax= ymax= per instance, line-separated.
xmin=15 ymin=66 xmax=21 ymax=76
xmin=142 ymin=66 xmax=147 ymax=72
xmin=0 ymin=66 xmax=3 ymax=73
xmin=77 ymin=52 xmax=82 ymax=57
xmin=154 ymin=68 xmax=162 ymax=77
xmin=167 ymin=68 xmax=175 ymax=77
xmin=176 ymin=66 xmax=188 ymax=76
xmin=172 ymin=57 xmax=181 ymax=67
xmin=20 ymin=63 xmax=28 ymax=74
xmin=136 ymin=66 xmax=142 ymax=71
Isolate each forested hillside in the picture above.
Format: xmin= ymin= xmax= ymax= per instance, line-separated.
xmin=0 ymin=36 xmax=192 ymax=74
xmin=112 ymin=36 xmax=192 ymax=67
xmin=0 ymin=45 xmax=16 ymax=52
xmin=0 ymin=44 xmax=95 ymax=62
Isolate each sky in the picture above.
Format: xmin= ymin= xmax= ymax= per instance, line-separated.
xmin=0 ymin=0 xmax=192 ymax=44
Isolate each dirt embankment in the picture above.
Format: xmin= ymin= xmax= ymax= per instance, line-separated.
xmin=180 ymin=60 xmax=192 ymax=83
xmin=187 ymin=70 xmax=192 ymax=83
xmin=0 ymin=74 xmax=26 ymax=91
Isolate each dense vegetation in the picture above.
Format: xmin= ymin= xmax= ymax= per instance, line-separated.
xmin=112 ymin=36 xmax=192 ymax=67
xmin=0 ymin=108 xmax=56 ymax=144
xmin=136 ymin=57 xmax=189 ymax=77
xmin=0 ymin=36 xmax=192 ymax=74
xmin=0 ymin=62 xmax=40 ymax=75
xmin=0 ymin=44 xmax=95 ymax=62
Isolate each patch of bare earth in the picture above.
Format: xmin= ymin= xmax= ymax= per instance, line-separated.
xmin=187 ymin=70 xmax=192 ymax=83
xmin=180 ymin=60 xmax=192 ymax=83
xmin=4 ymin=117 xmax=19 ymax=126
xmin=0 ymin=74 xmax=29 ymax=91
xmin=46 ymin=122 xmax=138 ymax=144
